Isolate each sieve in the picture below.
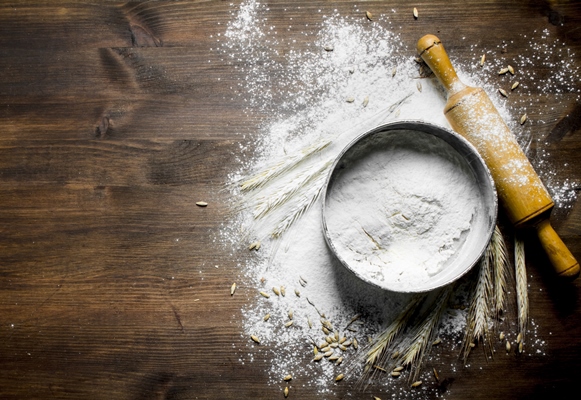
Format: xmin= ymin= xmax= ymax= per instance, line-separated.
xmin=322 ymin=121 xmax=497 ymax=293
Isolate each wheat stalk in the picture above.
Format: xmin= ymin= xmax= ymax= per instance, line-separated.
xmin=395 ymin=286 xmax=453 ymax=381
xmin=240 ymin=139 xmax=331 ymax=192
xmin=462 ymin=243 xmax=494 ymax=362
xmin=514 ymin=234 xmax=528 ymax=350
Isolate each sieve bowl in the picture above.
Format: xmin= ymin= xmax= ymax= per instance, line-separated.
xmin=322 ymin=121 xmax=497 ymax=293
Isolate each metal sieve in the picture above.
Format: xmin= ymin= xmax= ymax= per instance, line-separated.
xmin=321 ymin=121 xmax=497 ymax=293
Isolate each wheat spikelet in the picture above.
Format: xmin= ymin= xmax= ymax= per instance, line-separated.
xmin=491 ymin=225 xmax=511 ymax=319
xmin=360 ymin=295 xmax=425 ymax=381
xmin=514 ymin=234 xmax=528 ymax=348
xmin=395 ymin=286 xmax=453 ymax=381
xmin=270 ymin=174 xmax=327 ymax=238
xmin=240 ymin=139 xmax=331 ymax=192
xmin=253 ymin=160 xmax=331 ymax=220
xmin=462 ymin=243 xmax=494 ymax=362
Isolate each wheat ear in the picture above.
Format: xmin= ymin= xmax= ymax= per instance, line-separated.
xmin=491 ymin=225 xmax=511 ymax=319
xmin=395 ymin=286 xmax=453 ymax=381
xmin=240 ymin=139 xmax=331 ymax=192
xmin=253 ymin=160 xmax=331 ymax=220
xmin=362 ymin=295 xmax=425 ymax=376
xmin=514 ymin=234 xmax=528 ymax=352
xmin=270 ymin=170 xmax=328 ymax=238
xmin=462 ymin=243 xmax=494 ymax=362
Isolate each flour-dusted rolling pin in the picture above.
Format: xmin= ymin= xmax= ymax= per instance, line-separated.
xmin=417 ymin=34 xmax=579 ymax=280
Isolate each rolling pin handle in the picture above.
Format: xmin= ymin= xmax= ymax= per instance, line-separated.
xmin=535 ymin=219 xmax=580 ymax=280
xmin=417 ymin=34 xmax=466 ymax=96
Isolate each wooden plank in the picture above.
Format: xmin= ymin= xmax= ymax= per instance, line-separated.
xmin=0 ymin=1 xmax=579 ymax=399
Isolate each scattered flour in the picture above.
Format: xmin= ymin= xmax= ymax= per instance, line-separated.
xmin=215 ymin=2 xmax=578 ymax=398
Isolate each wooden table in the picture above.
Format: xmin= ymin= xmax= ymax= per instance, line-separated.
xmin=0 ymin=1 xmax=579 ymax=399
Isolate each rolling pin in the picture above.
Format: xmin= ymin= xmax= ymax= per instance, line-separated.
xmin=417 ymin=34 xmax=579 ymax=280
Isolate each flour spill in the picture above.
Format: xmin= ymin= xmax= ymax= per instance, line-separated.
xmin=215 ymin=1 xmax=577 ymax=398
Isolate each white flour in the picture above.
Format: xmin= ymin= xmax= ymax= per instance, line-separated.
xmin=325 ymin=129 xmax=483 ymax=292
xmin=215 ymin=2 xmax=576 ymax=398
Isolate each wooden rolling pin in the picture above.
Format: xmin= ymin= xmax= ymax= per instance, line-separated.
xmin=417 ymin=34 xmax=579 ymax=280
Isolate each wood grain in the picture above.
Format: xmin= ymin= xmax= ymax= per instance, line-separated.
xmin=0 ymin=1 xmax=579 ymax=399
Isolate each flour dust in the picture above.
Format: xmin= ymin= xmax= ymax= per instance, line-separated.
xmin=214 ymin=1 xmax=577 ymax=398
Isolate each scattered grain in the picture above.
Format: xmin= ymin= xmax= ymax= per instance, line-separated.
xmin=508 ymin=65 xmax=515 ymax=74
xmin=230 ymin=282 xmax=237 ymax=296
xmin=413 ymin=7 xmax=419 ymax=19
xmin=248 ymin=241 xmax=261 ymax=250
xmin=335 ymin=374 xmax=345 ymax=382
xmin=480 ymin=54 xmax=486 ymax=66
xmin=283 ymin=374 xmax=292 ymax=381
xmin=366 ymin=11 xmax=373 ymax=21
xmin=511 ymin=81 xmax=520 ymax=90
xmin=251 ymin=335 xmax=260 ymax=344
xmin=520 ymin=113 xmax=528 ymax=125
xmin=499 ymin=88 xmax=508 ymax=97
xmin=259 ymin=291 xmax=270 ymax=298
xmin=196 ymin=201 xmax=208 ymax=207
xmin=411 ymin=381 xmax=422 ymax=388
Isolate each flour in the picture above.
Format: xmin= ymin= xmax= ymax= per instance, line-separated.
xmin=324 ymin=129 xmax=484 ymax=292
xmin=216 ymin=2 xmax=574 ymax=399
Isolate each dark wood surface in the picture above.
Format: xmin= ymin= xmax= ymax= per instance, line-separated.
xmin=0 ymin=1 xmax=579 ymax=399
